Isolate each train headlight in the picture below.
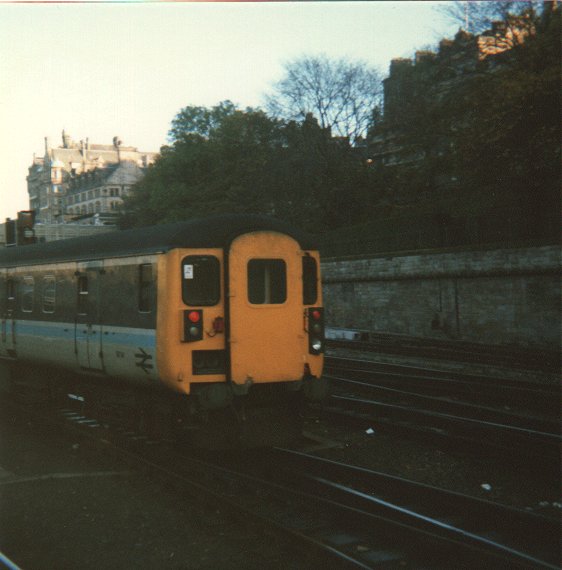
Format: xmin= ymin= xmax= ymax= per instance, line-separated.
xmin=311 ymin=339 xmax=323 ymax=352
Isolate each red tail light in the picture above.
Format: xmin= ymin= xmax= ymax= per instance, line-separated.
xmin=183 ymin=309 xmax=203 ymax=342
xmin=307 ymin=307 xmax=324 ymax=355
xmin=188 ymin=310 xmax=201 ymax=323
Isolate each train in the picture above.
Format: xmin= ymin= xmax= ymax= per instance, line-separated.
xmin=0 ymin=214 xmax=326 ymax=446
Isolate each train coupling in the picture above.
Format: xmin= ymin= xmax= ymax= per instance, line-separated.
xmin=302 ymin=366 xmax=328 ymax=401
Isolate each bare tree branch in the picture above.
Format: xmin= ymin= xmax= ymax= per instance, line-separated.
xmin=436 ymin=1 xmax=542 ymax=35
xmin=265 ymin=55 xmax=383 ymax=141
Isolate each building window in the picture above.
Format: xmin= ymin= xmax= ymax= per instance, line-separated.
xmin=248 ymin=259 xmax=287 ymax=304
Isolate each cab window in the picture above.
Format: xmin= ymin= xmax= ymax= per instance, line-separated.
xmin=302 ymin=256 xmax=318 ymax=305
xmin=248 ymin=259 xmax=286 ymax=304
xmin=181 ymin=256 xmax=220 ymax=306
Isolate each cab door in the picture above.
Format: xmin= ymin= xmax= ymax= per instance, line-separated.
xmin=75 ymin=263 xmax=104 ymax=371
xmin=227 ymin=232 xmax=305 ymax=384
xmin=1 ymin=271 xmax=16 ymax=358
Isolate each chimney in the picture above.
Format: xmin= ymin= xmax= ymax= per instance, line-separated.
xmin=113 ymin=136 xmax=122 ymax=163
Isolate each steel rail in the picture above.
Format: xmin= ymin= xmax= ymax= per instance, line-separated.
xmin=326 ymin=337 xmax=560 ymax=372
xmin=1 ymin=399 xmax=382 ymax=569
xmin=325 ymin=373 xmax=560 ymax=434
xmin=273 ymin=447 xmax=560 ymax=569
xmin=327 ymin=394 xmax=561 ymax=461
xmin=325 ymin=355 xmax=558 ymax=393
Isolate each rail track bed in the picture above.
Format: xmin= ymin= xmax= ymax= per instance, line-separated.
xmin=5 ymin=395 xmax=560 ymax=569
xmin=3 ymin=340 xmax=561 ymax=570
xmin=326 ymin=334 xmax=560 ymax=373
xmin=323 ymin=354 xmax=561 ymax=464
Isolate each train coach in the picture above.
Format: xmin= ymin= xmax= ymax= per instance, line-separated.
xmin=0 ymin=214 xmax=326 ymax=446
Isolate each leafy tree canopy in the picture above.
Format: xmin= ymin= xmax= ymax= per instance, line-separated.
xmin=121 ymin=101 xmax=368 ymax=233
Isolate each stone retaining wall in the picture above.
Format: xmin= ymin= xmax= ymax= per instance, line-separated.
xmin=321 ymin=245 xmax=560 ymax=349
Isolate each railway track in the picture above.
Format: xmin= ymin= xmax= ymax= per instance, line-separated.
xmin=325 ymin=356 xmax=559 ymax=413
xmin=268 ymin=448 xmax=561 ymax=569
xmin=323 ymin=356 xmax=561 ymax=463
xmin=8 ymin=396 xmax=560 ymax=569
xmin=326 ymin=334 xmax=561 ymax=373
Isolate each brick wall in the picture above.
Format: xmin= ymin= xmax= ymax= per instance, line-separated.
xmin=321 ymin=245 xmax=561 ymax=349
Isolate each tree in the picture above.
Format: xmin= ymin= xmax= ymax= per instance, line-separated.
xmin=167 ymin=100 xmax=237 ymax=143
xmin=121 ymin=101 xmax=375 ymax=233
xmin=265 ymin=55 xmax=383 ymax=142
xmin=121 ymin=103 xmax=285 ymax=227
xmin=445 ymin=4 xmax=560 ymax=220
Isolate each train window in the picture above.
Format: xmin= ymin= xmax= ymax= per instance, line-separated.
xmin=6 ymin=279 xmax=15 ymax=302
xmin=77 ymin=276 xmax=88 ymax=315
xmin=42 ymin=276 xmax=56 ymax=313
xmin=248 ymin=259 xmax=287 ymax=304
xmin=302 ymin=256 xmax=318 ymax=305
xmin=21 ymin=277 xmax=34 ymax=313
xmin=181 ymin=256 xmax=220 ymax=306
xmin=138 ymin=264 xmax=153 ymax=313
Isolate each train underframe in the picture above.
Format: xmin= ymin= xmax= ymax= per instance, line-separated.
xmin=1 ymin=360 xmax=327 ymax=449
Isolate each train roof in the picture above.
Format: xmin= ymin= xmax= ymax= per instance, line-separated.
xmin=0 ymin=215 xmax=319 ymax=267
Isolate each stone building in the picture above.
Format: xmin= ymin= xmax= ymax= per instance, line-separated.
xmin=27 ymin=131 xmax=158 ymax=224
xmin=368 ymin=18 xmax=535 ymax=169
xmin=65 ymin=160 xmax=148 ymax=224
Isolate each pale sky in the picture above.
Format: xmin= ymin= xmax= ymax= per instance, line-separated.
xmin=0 ymin=1 xmax=458 ymax=221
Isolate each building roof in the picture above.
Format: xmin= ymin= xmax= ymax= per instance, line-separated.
xmin=0 ymin=215 xmax=318 ymax=267
xmin=48 ymin=147 xmax=157 ymax=169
